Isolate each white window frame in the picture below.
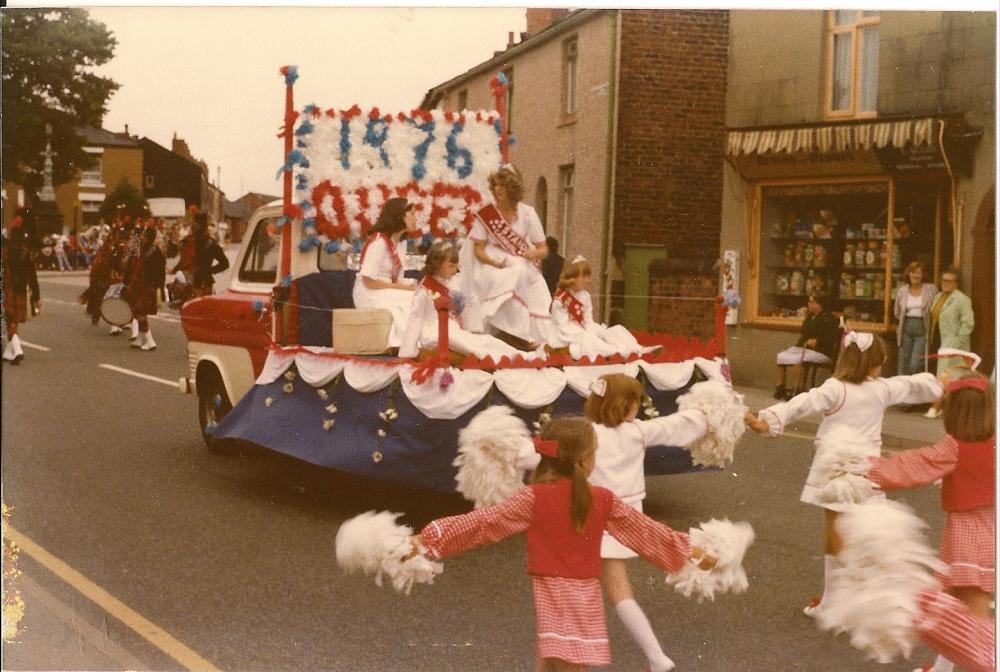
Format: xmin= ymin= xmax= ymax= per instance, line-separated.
xmin=825 ymin=10 xmax=880 ymax=119
xmin=559 ymin=164 xmax=574 ymax=251
xmin=562 ymin=37 xmax=579 ymax=117
xmin=80 ymin=147 xmax=105 ymax=187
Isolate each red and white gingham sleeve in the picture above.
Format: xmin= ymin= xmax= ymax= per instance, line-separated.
xmin=868 ymin=435 xmax=958 ymax=491
xmin=420 ymin=487 xmax=534 ymax=560
xmin=914 ymin=588 xmax=996 ymax=672
xmin=605 ymin=496 xmax=692 ymax=574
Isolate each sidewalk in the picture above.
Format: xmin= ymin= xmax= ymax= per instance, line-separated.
xmin=735 ymin=384 xmax=945 ymax=450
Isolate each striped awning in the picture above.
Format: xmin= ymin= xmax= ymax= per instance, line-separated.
xmin=726 ymin=117 xmax=937 ymax=157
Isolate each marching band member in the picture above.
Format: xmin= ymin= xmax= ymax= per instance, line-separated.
xmin=122 ymin=224 xmax=166 ymax=351
xmin=461 ymin=165 xmax=553 ymax=350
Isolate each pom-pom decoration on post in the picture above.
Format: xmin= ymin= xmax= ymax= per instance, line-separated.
xmin=665 ymin=518 xmax=755 ymax=602
xmin=815 ymin=499 xmax=946 ymax=664
xmin=675 ymin=381 xmax=748 ymax=467
xmin=335 ymin=510 xmax=443 ymax=595
xmin=453 ymin=405 xmax=536 ymax=508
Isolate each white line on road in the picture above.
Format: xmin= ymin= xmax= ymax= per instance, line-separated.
xmin=41 ymin=298 xmax=181 ymax=323
xmin=5 ymin=525 xmax=221 ymax=672
xmin=98 ymin=363 xmax=178 ymax=388
xmin=18 ymin=340 xmax=51 ymax=352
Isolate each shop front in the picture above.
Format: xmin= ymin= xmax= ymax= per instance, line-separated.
xmin=723 ymin=115 xmax=980 ymax=384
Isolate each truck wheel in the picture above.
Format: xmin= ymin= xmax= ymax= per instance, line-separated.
xmin=198 ymin=368 xmax=233 ymax=452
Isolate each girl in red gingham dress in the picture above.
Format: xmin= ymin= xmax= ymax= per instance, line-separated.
xmin=415 ymin=416 xmax=714 ymax=672
xmin=866 ymin=369 xmax=995 ymax=672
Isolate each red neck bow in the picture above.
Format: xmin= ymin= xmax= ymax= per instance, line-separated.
xmin=533 ymin=436 xmax=559 ymax=458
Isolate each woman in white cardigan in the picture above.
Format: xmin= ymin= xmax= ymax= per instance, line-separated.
xmin=892 ymin=260 xmax=938 ymax=376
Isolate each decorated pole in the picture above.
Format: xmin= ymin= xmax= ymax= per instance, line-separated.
xmin=489 ymin=73 xmax=510 ymax=164
xmin=278 ymin=65 xmax=297 ymax=281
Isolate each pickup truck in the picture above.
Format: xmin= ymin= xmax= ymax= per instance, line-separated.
xmin=178 ymin=69 xmax=731 ymax=494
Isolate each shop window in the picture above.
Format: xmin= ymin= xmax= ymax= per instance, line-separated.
xmin=753 ymin=177 xmax=947 ymax=330
xmin=825 ymin=10 xmax=880 ymax=119
xmin=562 ymin=37 xmax=579 ymax=117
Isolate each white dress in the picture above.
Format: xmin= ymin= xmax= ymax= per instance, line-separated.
xmin=397 ymin=275 xmax=523 ymax=361
xmin=351 ymin=234 xmax=415 ymax=348
xmin=590 ymin=411 xmax=709 ymax=558
xmin=461 ymin=201 xmax=553 ymax=344
xmin=551 ymin=289 xmax=655 ymax=359
xmin=758 ymin=372 xmax=943 ymax=511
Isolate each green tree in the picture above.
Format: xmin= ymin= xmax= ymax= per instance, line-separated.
xmin=98 ymin=179 xmax=148 ymax=223
xmin=1 ymin=8 xmax=119 ymax=199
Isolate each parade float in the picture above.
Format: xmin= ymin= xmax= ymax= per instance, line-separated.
xmin=179 ymin=67 xmax=741 ymax=495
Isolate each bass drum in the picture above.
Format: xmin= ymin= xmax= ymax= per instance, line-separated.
xmin=100 ymin=283 xmax=133 ymax=327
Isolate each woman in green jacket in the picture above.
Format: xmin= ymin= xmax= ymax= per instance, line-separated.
xmin=925 ymin=266 xmax=975 ymax=418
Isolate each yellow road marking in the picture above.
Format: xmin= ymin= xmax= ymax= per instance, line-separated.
xmin=5 ymin=525 xmax=221 ymax=672
xmin=98 ymin=363 xmax=178 ymax=388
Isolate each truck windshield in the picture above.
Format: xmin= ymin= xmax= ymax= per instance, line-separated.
xmin=238 ymin=218 xmax=281 ymax=284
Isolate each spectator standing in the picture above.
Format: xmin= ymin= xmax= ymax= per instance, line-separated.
xmin=54 ymin=234 xmax=72 ymax=271
xmin=2 ymin=212 xmax=34 ymax=364
xmin=541 ymin=235 xmax=564 ymax=295
xmin=925 ymin=267 xmax=975 ymax=418
xmin=892 ymin=261 xmax=938 ymax=410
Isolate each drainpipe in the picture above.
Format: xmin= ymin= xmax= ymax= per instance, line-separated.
xmin=599 ymin=10 xmax=622 ymax=322
xmin=937 ymin=118 xmax=962 ymax=269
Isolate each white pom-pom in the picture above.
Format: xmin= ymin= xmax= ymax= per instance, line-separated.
xmin=453 ymin=405 xmax=533 ymax=508
xmin=665 ymin=518 xmax=755 ymax=602
xmin=813 ymin=430 xmax=879 ymax=506
xmin=335 ymin=510 xmax=443 ymax=595
xmin=676 ymin=381 xmax=748 ymax=467
xmin=816 ymin=499 xmax=945 ymax=663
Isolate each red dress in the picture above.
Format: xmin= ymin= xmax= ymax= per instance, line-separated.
xmin=869 ymin=435 xmax=995 ymax=591
xmin=420 ymin=481 xmax=691 ymax=666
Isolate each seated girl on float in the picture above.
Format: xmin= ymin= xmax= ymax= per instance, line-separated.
xmin=351 ymin=197 xmax=419 ymax=348
xmin=398 ymin=240 xmax=528 ymax=361
xmin=550 ymin=255 xmax=656 ymax=360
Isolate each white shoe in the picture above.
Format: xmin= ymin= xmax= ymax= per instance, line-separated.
xmin=923 ymin=407 xmax=942 ymax=419
xmin=803 ymin=597 xmax=823 ymax=617
xmin=11 ymin=334 xmax=23 ymax=357
xmin=140 ymin=332 xmax=157 ymax=351
xmin=109 ymin=325 xmax=123 ymax=335
xmin=2 ymin=340 xmax=16 ymax=362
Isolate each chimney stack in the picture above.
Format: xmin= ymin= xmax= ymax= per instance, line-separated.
xmin=525 ymin=8 xmax=570 ymax=38
xmin=508 ymin=31 xmax=515 ymax=48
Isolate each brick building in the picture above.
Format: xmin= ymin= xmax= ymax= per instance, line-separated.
xmin=421 ymin=9 xmax=729 ymax=336
xmin=722 ymin=11 xmax=995 ymax=384
xmin=2 ymin=126 xmax=142 ymax=235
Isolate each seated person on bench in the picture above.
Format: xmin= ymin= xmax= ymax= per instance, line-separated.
xmin=352 ymin=197 xmax=419 ymax=349
xmin=774 ymin=292 xmax=840 ymax=399
xmin=398 ymin=240 xmax=522 ymax=361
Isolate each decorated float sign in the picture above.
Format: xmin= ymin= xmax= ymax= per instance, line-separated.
xmin=290 ymin=106 xmax=504 ymax=243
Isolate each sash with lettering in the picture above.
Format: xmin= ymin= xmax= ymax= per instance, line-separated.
xmin=554 ymin=288 xmax=585 ymax=325
xmin=359 ymin=233 xmax=402 ymax=282
xmin=474 ymin=203 xmax=532 ymax=258
xmin=421 ymin=274 xmax=461 ymax=352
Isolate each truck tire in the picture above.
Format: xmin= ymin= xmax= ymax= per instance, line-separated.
xmin=198 ymin=367 xmax=233 ymax=453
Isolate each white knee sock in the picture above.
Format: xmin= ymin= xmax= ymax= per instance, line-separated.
xmin=130 ymin=318 xmax=139 ymax=338
xmin=821 ymin=554 xmax=838 ymax=602
xmin=615 ymin=599 xmax=674 ymax=672
xmin=929 ymin=655 xmax=954 ymax=672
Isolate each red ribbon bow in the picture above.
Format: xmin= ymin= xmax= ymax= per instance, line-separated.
xmin=947 ymin=377 xmax=989 ymax=394
xmin=533 ymin=436 xmax=559 ymax=458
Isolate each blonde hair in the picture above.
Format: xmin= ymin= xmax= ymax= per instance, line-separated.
xmin=422 ymin=240 xmax=459 ymax=277
xmin=943 ymin=370 xmax=995 ymax=442
xmin=488 ymin=166 xmax=524 ymax=203
xmin=557 ymin=257 xmax=593 ymax=290
xmin=530 ymin=417 xmax=596 ymax=534
xmin=903 ymin=260 xmax=925 ymax=281
xmin=584 ymin=374 xmax=644 ymax=427
xmin=833 ymin=333 xmax=887 ymax=383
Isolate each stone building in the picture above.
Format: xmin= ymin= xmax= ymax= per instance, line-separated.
xmin=421 ymin=9 xmax=729 ymax=339
xmin=723 ymin=11 xmax=995 ymax=383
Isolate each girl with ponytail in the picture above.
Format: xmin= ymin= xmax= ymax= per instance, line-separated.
xmin=413 ymin=416 xmax=715 ymax=671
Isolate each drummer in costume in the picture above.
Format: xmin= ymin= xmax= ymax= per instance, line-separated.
xmin=80 ymin=220 xmax=127 ymax=332
xmin=122 ymin=223 xmax=166 ymax=351
xmin=461 ymin=165 xmax=553 ymax=350
xmin=172 ymin=211 xmax=229 ymax=300
xmin=2 ymin=211 xmax=34 ymax=365
xmin=352 ymin=197 xmax=419 ymax=350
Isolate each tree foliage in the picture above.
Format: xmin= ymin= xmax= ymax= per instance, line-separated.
xmin=98 ymin=179 xmax=149 ymax=223
xmin=1 ymin=9 xmax=119 ymax=198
